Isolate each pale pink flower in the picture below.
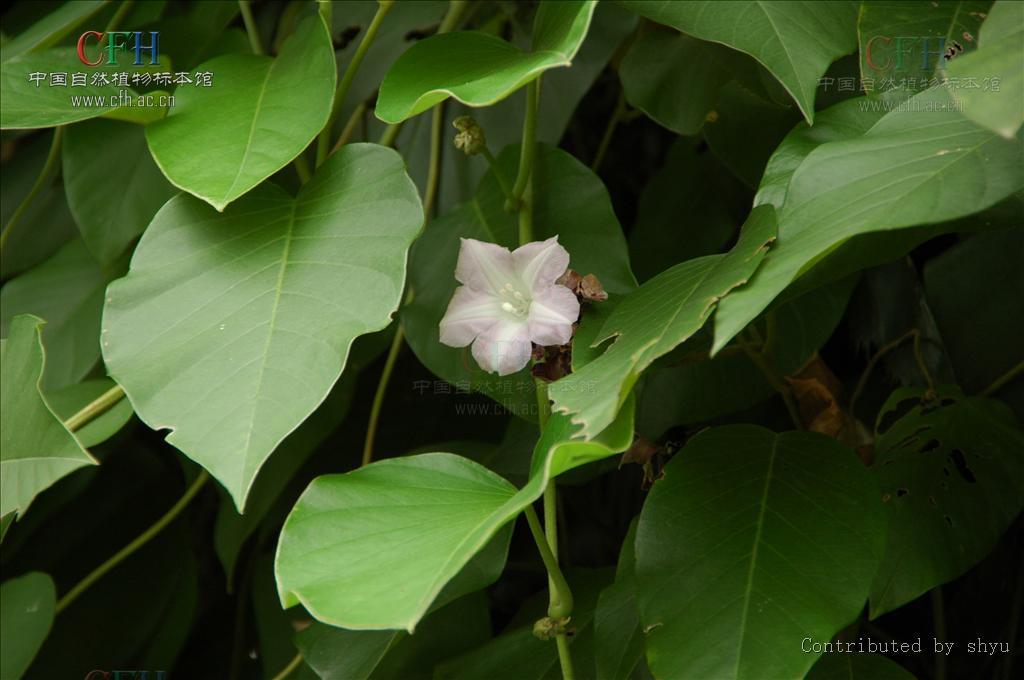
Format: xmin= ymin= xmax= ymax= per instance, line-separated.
xmin=439 ymin=237 xmax=580 ymax=376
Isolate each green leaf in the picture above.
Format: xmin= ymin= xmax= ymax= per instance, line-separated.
xmin=0 ymin=572 xmax=56 ymax=680
xmin=102 ymin=144 xmax=423 ymax=510
xmin=549 ymin=205 xmax=776 ymax=439
xmin=275 ymin=401 xmax=635 ymax=631
xmin=857 ymin=1 xmax=990 ymax=95
xmin=946 ymin=1 xmax=1024 ymax=138
xmin=617 ymin=1 xmax=859 ymax=123
xmin=713 ymin=87 xmax=1024 ymax=354
xmin=145 ymin=14 xmax=335 ymax=211
xmin=702 ymin=81 xmax=802 ymax=188
xmin=806 ymin=652 xmax=915 ymax=680
xmin=1 ymin=131 xmax=78 ymax=279
xmin=869 ymin=386 xmax=1024 ymax=617
xmin=63 ymin=118 xmax=176 ymax=265
xmin=299 ymin=592 xmax=493 ymax=680
xmin=275 ymin=453 xmax=516 ymax=630
xmin=375 ymin=0 xmax=597 ymax=123
xmin=1 ymin=315 xmax=96 ymax=518
xmin=628 ymin=139 xmax=747 ymax=283
xmin=0 ymin=1 xmax=106 ymax=62
xmin=619 ymin=24 xmax=731 ymax=135
xmin=0 ymin=50 xmax=137 ymax=129
xmin=925 ymin=227 xmax=1024 ymax=396
xmin=47 ymin=378 xmax=133 ymax=448
xmin=0 ymin=238 xmax=114 ymax=391
xmin=402 ymin=143 xmax=635 ymax=415
xmin=595 ymin=520 xmax=648 ymax=680
xmin=636 ymin=425 xmax=886 ymax=680
xmin=213 ymin=372 xmax=357 ymax=585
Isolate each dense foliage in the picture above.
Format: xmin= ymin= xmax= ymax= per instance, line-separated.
xmin=1 ymin=1 xmax=1022 ymax=679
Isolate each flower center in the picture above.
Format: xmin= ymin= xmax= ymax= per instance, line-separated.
xmin=498 ymin=283 xmax=530 ymax=317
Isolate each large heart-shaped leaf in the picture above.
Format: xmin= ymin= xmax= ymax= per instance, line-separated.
xmin=549 ymin=205 xmax=775 ymax=439
xmin=1 ymin=315 xmax=96 ymax=518
xmin=869 ymin=386 xmax=1024 ymax=617
xmin=635 ymin=425 xmax=885 ymax=680
xmin=618 ymin=1 xmax=859 ymax=123
xmin=0 ymin=572 xmax=56 ymax=680
xmin=713 ymin=87 xmax=1024 ymax=354
xmin=102 ymin=143 xmax=423 ymax=510
xmin=375 ymin=0 xmax=597 ymax=123
xmin=63 ymin=118 xmax=176 ymax=265
xmin=402 ymin=143 xmax=635 ymax=416
xmin=275 ymin=399 xmax=635 ymax=631
xmin=145 ymin=14 xmax=335 ymax=211
xmin=1 ymin=238 xmax=114 ymax=391
xmin=946 ymin=0 xmax=1024 ymax=138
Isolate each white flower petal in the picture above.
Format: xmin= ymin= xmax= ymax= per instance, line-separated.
xmin=471 ymin=319 xmax=532 ymax=376
xmin=439 ymin=285 xmax=504 ymax=347
xmin=528 ymin=284 xmax=580 ymax=346
xmin=513 ymin=236 xmax=570 ymax=292
xmin=455 ymin=238 xmax=517 ymax=295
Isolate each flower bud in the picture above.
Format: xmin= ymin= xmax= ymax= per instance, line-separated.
xmin=452 ymin=115 xmax=486 ymax=156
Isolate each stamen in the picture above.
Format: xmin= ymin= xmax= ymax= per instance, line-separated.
xmin=501 ymin=302 xmax=517 ymax=313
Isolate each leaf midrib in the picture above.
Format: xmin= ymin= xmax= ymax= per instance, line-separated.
xmin=733 ymin=435 xmax=779 ymax=677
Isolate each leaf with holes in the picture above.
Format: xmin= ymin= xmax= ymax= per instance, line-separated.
xmin=101 ymin=144 xmax=423 ymax=510
xmin=275 ymin=400 xmax=634 ymax=631
xmin=713 ymin=87 xmax=1024 ymax=354
xmin=635 ymin=425 xmax=885 ymax=680
xmin=1 ymin=315 xmax=96 ymax=518
xmin=869 ymin=385 xmax=1024 ymax=617
xmin=145 ymin=14 xmax=335 ymax=210
xmin=549 ymin=205 xmax=775 ymax=439
xmin=617 ymin=1 xmax=859 ymax=123
xmin=376 ymin=1 xmax=597 ymax=123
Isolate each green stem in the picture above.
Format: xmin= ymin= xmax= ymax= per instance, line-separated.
xmin=105 ymin=0 xmax=135 ymax=32
xmin=481 ymin=147 xmax=515 ymax=205
xmin=330 ymin=100 xmax=368 ymax=155
xmin=980 ymin=360 xmax=1024 ymax=398
xmin=64 ymin=384 xmax=125 ymax=432
xmin=378 ymin=123 xmax=403 ymax=148
xmin=518 ymin=180 xmax=534 ymax=245
xmin=592 ymin=89 xmax=626 ymax=172
xmin=423 ymin=104 xmax=445 ymax=218
xmin=55 ymin=470 xmax=209 ymax=614
xmin=317 ymin=0 xmax=395 ymax=166
xmin=438 ymin=0 xmax=470 ymax=33
xmin=0 ymin=127 xmax=64 ymax=256
xmin=292 ymin=153 xmax=311 ymax=184
xmin=849 ymin=328 xmax=937 ymax=416
xmin=361 ymin=324 xmax=404 ymax=467
xmin=239 ymin=1 xmax=263 ymax=55
xmin=741 ymin=328 xmax=802 ymax=429
xmin=509 ymin=78 xmax=539 ymax=209
xmin=271 ymin=651 xmax=304 ymax=680
xmin=523 ymin=506 xmax=574 ymax=618
xmin=555 ymin=636 xmax=576 ymax=680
